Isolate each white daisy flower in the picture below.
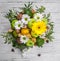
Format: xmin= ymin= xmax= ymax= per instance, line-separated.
xmin=20 ymin=35 xmax=29 ymax=43
xmin=21 ymin=14 xmax=30 ymax=24
xmin=15 ymin=21 xmax=23 ymax=29
xmin=34 ymin=13 xmax=43 ymax=20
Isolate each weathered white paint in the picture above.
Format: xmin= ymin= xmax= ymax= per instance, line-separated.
xmin=0 ymin=3 xmax=60 ymax=13
xmin=0 ymin=0 xmax=60 ymax=3
xmin=0 ymin=0 xmax=60 ymax=61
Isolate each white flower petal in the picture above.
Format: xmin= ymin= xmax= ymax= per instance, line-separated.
xmin=14 ymin=21 xmax=23 ymax=29
xmin=22 ymin=14 xmax=30 ymax=19
xmin=34 ymin=13 xmax=43 ymax=20
xmin=20 ymin=35 xmax=29 ymax=43
xmin=15 ymin=26 xmax=20 ymax=29
xmin=22 ymin=14 xmax=30 ymax=24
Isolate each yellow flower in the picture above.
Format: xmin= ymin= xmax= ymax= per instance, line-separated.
xmin=32 ymin=21 xmax=47 ymax=35
xmin=21 ymin=28 xmax=29 ymax=35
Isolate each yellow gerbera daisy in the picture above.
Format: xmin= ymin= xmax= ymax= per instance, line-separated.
xmin=32 ymin=21 xmax=47 ymax=35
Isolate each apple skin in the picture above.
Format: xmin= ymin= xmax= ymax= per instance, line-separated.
xmin=26 ymin=39 xmax=34 ymax=47
xmin=24 ymin=9 xmax=33 ymax=18
xmin=13 ymin=31 xmax=18 ymax=38
xmin=28 ymin=18 xmax=35 ymax=28
xmin=11 ymin=20 xmax=18 ymax=29
xmin=31 ymin=31 xmax=38 ymax=37
xmin=42 ymin=18 xmax=48 ymax=25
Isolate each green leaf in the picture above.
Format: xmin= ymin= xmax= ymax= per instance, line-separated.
xmin=37 ymin=6 xmax=45 ymax=13
xmin=1 ymin=32 xmax=16 ymax=44
xmin=12 ymin=41 xmax=27 ymax=51
xmin=5 ymin=9 xmax=17 ymax=23
xmin=22 ymin=2 xmax=33 ymax=18
xmin=43 ymin=13 xmax=50 ymax=21
xmin=47 ymin=13 xmax=50 ymax=19
xmin=45 ymin=22 xmax=54 ymax=41
xmin=24 ymin=2 xmax=33 ymax=9
xmin=36 ymin=37 xmax=44 ymax=47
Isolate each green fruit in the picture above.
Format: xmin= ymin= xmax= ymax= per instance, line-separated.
xmin=13 ymin=31 xmax=18 ymax=38
xmin=24 ymin=9 xmax=33 ymax=18
xmin=42 ymin=18 xmax=48 ymax=25
xmin=31 ymin=31 xmax=38 ymax=37
xmin=11 ymin=20 xmax=18 ymax=29
xmin=28 ymin=18 xmax=35 ymax=28
xmin=26 ymin=39 xmax=34 ymax=47
xmin=36 ymin=37 xmax=44 ymax=47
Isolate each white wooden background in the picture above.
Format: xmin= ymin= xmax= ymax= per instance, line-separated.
xmin=0 ymin=0 xmax=60 ymax=61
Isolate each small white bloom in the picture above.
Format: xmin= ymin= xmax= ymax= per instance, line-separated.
xmin=20 ymin=35 xmax=29 ymax=43
xmin=34 ymin=13 xmax=43 ymax=20
xmin=22 ymin=14 xmax=30 ymax=24
xmin=15 ymin=21 xmax=23 ymax=29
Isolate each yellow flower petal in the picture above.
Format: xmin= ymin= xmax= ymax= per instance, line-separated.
xmin=32 ymin=21 xmax=47 ymax=35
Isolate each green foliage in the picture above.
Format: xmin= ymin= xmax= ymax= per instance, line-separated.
xmin=45 ymin=22 xmax=54 ymax=41
xmin=22 ymin=2 xmax=33 ymax=18
xmin=1 ymin=32 xmax=16 ymax=44
xmin=49 ymin=22 xmax=54 ymax=30
xmin=37 ymin=6 xmax=45 ymax=13
xmin=12 ymin=40 xmax=27 ymax=51
xmin=43 ymin=13 xmax=50 ymax=21
xmin=5 ymin=9 xmax=17 ymax=23
xmin=1 ymin=32 xmax=27 ymax=51
xmin=36 ymin=37 xmax=44 ymax=47
xmin=24 ymin=2 xmax=33 ymax=9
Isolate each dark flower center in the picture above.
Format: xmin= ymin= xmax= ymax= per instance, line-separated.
xmin=37 ymin=17 xmax=40 ymax=19
xmin=23 ymin=37 xmax=26 ymax=40
xmin=18 ymin=24 xmax=21 ymax=27
xmin=38 ymin=26 xmax=40 ymax=29
xmin=25 ymin=18 xmax=28 ymax=21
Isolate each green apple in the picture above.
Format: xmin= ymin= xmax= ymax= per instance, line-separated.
xmin=26 ymin=39 xmax=34 ymax=47
xmin=28 ymin=18 xmax=35 ymax=28
xmin=42 ymin=18 xmax=48 ymax=25
xmin=31 ymin=31 xmax=38 ymax=37
xmin=24 ymin=9 xmax=33 ymax=18
xmin=13 ymin=31 xmax=18 ymax=38
xmin=11 ymin=20 xmax=18 ymax=29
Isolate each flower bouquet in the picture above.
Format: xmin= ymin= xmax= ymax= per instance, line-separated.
xmin=2 ymin=2 xmax=54 ymax=52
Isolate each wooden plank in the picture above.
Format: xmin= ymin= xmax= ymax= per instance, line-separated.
xmin=0 ymin=3 xmax=60 ymax=13
xmin=0 ymin=0 xmax=60 ymax=3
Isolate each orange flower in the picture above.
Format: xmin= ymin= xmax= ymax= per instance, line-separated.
xmin=21 ymin=28 xmax=29 ymax=35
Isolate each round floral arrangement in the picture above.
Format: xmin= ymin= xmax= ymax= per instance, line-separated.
xmin=2 ymin=3 xmax=54 ymax=52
